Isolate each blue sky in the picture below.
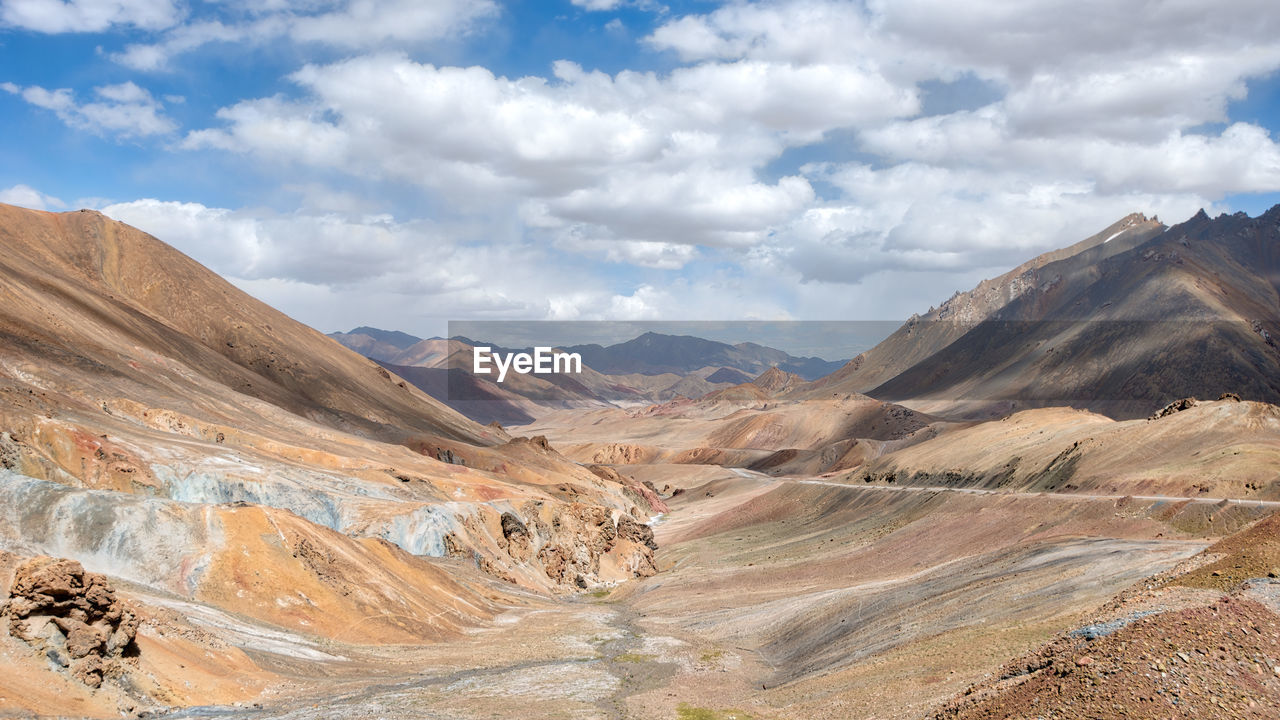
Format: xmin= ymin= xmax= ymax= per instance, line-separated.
xmin=3 ymin=0 xmax=1280 ymax=348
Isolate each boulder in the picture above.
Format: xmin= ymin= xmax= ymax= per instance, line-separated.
xmin=2 ymin=556 xmax=138 ymax=688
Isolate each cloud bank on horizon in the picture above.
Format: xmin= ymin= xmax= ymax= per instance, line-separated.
xmin=2 ymin=0 xmax=1279 ymax=337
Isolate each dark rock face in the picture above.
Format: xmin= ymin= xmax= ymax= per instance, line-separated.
xmin=500 ymin=511 xmax=530 ymax=541
xmin=1149 ymin=397 xmax=1197 ymax=420
xmin=2 ymin=556 xmax=139 ymax=688
xmin=617 ymin=515 xmax=658 ymax=551
xmin=435 ymin=448 xmax=465 ymax=465
xmin=499 ymin=511 xmax=533 ymax=562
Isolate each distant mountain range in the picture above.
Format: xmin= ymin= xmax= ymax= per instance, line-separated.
xmin=335 ymin=205 xmax=1280 ymax=424
xmin=557 ymin=332 xmax=844 ymax=379
xmin=328 ymin=328 xmax=847 ymax=424
xmin=510 ymin=205 xmax=1280 ymax=481
xmin=346 ymin=325 xmax=425 ymax=349
xmin=331 ymin=328 xmax=843 ymax=380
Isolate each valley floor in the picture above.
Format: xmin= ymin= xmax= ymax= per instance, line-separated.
xmin=120 ymin=466 xmax=1279 ymax=720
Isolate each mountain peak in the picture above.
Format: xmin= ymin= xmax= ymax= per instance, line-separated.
xmin=339 ymin=326 xmax=423 ymax=350
xmin=752 ymin=365 xmax=802 ymax=394
xmin=859 ymin=206 xmax=1280 ymax=418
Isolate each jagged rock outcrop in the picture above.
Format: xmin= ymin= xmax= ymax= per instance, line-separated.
xmin=617 ymin=515 xmax=658 ymax=551
xmin=481 ymin=502 xmax=657 ymax=589
xmin=2 ymin=556 xmax=139 ymax=688
xmin=1149 ymin=397 xmax=1197 ymax=420
xmin=499 ymin=511 xmax=533 ymax=560
xmin=587 ymin=464 xmax=669 ymax=516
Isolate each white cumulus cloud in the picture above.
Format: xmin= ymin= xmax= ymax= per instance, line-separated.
xmin=111 ymin=0 xmax=498 ymax=71
xmin=182 ymin=51 xmax=915 ymax=256
xmin=2 ymin=81 xmax=176 ymax=137
xmin=0 ymin=0 xmax=181 ymax=33
xmin=15 ymin=0 xmax=1280 ymax=328
xmin=0 ymin=184 xmax=66 ymax=210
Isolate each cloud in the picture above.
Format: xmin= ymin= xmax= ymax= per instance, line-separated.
xmin=178 ymin=0 xmax=1280 ymax=287
xmin=0 ymin=184 xmax=65 ymax=210
xmin=2 ymin=81 xmax=176 ymax=137
xmin=182 ymin=52 xmax=914 ymax=256
xmin=18 ymin=0 xmax=1280 ymax=331
xmin=96 ymin=198 xmax=812 ymax=333
xmin=111 ymin=0 xmax=498 ymax=71
xmin=647 ymin=0 xmax=873 ymax=64
xmin=768 ymin=161 xmax=1224 ymax=286
xmin=571 ymin=0 xmax=624 ymax=9
xmin=112 ymin=19 xmax=250 ymax=71
xmin=535 ymin=168 xmax=815 ymax=248
xmin=101 ymin=199 xmax=428 ymax=285
xmin=570 ymin=0 xmax=666 ymax=12
xmin=637 ymin=0 xmax=1280 ymax=285
xmin=290 ymin=0 xmax=497 ymax=47
xmin=0 ymin=0 xmax=180 ymax=33
xmin=859 ymin=113 xmax=1280 ymax=196
xmin=871 ymin=0 xmax=1280 ymax=83
xmin=98 ymin=198 xmax=612 ymax=316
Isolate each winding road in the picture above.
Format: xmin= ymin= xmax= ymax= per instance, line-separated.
xmin=729 ymin=467 xmax=1280 ymax=508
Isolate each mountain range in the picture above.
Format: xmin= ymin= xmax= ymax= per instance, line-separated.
xmin=331 ymin=328 xmax=844 ymax=380
xmin=338 ymin=207 xmax=1280 ymax=427
xmin=1 ymin=200 xmax=1278 ymax=719
xmin=523 ymin=207 xmax=1280 ymax=480
xmin=328 ymin=329 xmax=847 ymax=425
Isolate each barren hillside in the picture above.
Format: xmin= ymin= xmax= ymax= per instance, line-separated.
xmin=0 ymin=203 xmax=663 ymax=716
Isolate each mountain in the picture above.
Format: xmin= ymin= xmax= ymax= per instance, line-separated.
xmin=522 ymin=360 xmax=934 ymax=475
xmin=344 ymin=325 xmax=423 ymax=349
xmin=814 ymin=207 xmax=1280 ymax=419
xmin=808 ymin=212 xmax=1164 ymax=396
xmin=367 ymin=338 xmax=650 ymax=423
xmin=751 ymin=365 xmax=804 ymax=394
xmin=327 ymin=331 xmax=840 ymax=422
xmin=375 ymin=362 xmax=540 ymax=427
xmin=564 ymin=331 xmax=844 ymax=379
xmin=705 ymin=367 xmax=754 ymax=384
xmin=0 ymin=202 xmax=665 ymax=710
xmin=332 ymin=329 xmax=845 ymax=380
xmin=0 ymin=207 xmax=493 ymax=446
xmin=327 ymin=326 xmax=426 ymax=362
